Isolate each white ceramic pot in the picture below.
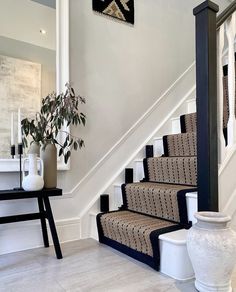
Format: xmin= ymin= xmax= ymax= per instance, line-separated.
xmin=187 ymin=212 xmax=236 ymax=292
xmin=22 ymin=153 xmax=44 ymax=191
xmin=28 ymin=141 xmax=40 ymax=157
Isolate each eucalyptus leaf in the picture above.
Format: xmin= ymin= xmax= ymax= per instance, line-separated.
xmin=21 ymin=83 xmax=86 ymax=163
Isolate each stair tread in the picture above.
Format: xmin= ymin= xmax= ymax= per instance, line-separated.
xmin=90 ymin=211 xmax=98 ymax=217
xmin=186 ymin=192 xmax=198 ymax=198
xmin=163 ymin=132 xmax=196 ymax=138
xmin=159 ymin=229 xmax=187 ymax=244
xmin=186 ymin=98 xmax=196 ymax=102
xmin=125 ymin=181 xmax=196 ymax=190
xmin=134 ymin=159 xmax=143 ymax=162
xmin=113 ymin=183 xmax=122 ymax=187
xmin=97 ymin=210 xmax=182 ymax=270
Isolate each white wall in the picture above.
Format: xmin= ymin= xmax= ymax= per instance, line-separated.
xmin=59 ymin=0 xmax=228 ymax=192
xmin=0 ymin=0 xmax=230 ymax=253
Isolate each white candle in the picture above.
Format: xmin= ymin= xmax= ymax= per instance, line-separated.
xmin=10 ymin=112 xmax=14 ymax=146
xmin=18 ymin=108 xmax=22 ymax=144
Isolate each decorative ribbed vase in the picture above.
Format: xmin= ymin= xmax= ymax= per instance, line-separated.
xmin=187 ymin=212 xmax=236 ymax=292
xmin=28 ymin=142 xmax=40 ymax=157
xmin=40 ymin=141 xmax=57 ymax=188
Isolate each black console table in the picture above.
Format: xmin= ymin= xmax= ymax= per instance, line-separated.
xmin=0 ymin=188 xmax=63 ymax=259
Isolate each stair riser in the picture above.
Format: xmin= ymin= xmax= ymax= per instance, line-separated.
xmin=144 ymin=157 xmax=197 ymax=186
xmin=186 ymin=193 xmax=198 ymax=224
xmin=134 ymin=160 xmax=144 ymax=182
xmin=171 ymin=117 xmax=181 ymax=134
xmin=186 ymin=99 xmax=196 ymax=114
xmin=113 ymin=185 xmax=123 ymax=210
xmin=163 ymin=133 xmax=196 ymax=157
xmin=180 ymin=113 xmax=196 ymax=133
xmin=159 ymin=239 xmax=194 ymax=281
xmin=153 ymin=137 xmax=164 ymax=157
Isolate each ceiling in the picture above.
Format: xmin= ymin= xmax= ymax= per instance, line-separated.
xmin=0 ymin=0 xmax=56 ymax=50
xmin=31 ymin=0 xmax=56 ymax=9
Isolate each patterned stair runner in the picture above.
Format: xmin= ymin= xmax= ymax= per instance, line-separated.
xmin=180 ymin=112 xmax=196 ymax=133
xmin=144 ymin=156 xmax=197 ymax=185
xmin=97 ymin=210 xmax=181 ymax=270
xmin=97 ymin=109 xmax=198 ymax=271
xmin=163 ymin=132 xmax=196 ymax=157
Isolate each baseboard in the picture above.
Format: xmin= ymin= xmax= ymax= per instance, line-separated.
xmin=0 ymin=217 xmax=80 ymax=255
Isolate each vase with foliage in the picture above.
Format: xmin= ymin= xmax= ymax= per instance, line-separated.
xmin=22 ymin=83 xmax=86 ymax=188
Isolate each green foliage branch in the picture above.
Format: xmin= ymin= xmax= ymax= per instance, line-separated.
xmin=22 ymin=83 xmax=86 ymax=163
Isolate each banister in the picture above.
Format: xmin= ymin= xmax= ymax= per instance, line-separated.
xmin=217 ymin=0 xmax=236 ymax=28
xmin=193 ymin=1 xmax=219 ymax=212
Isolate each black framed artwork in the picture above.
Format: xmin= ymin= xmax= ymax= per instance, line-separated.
xmin=92 ymin=0 xmax=134 ymax=24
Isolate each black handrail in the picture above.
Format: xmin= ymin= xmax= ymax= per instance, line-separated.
xmin=217 ymin=0 xmax=236 ymax=28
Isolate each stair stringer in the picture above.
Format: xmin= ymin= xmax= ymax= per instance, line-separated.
xmin=79 ymin=67 xmax=196 ymax=238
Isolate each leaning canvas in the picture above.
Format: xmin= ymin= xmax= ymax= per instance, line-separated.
xmin=93 ymin=0 xmax=134 ymax=24
xmin=0 ymin=55 xmax=41 ymax=158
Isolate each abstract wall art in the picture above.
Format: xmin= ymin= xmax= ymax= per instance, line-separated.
xmin=92 ymin=0 xmax=134 ymax=24
xmin=0 ymin=55 xmax=41 ymax=158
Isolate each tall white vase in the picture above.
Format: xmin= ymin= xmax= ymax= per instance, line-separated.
xmin=22 ymin=153 xmax=44 ymax=191
xmin=187 ymin=212 xmax=236 ymax=292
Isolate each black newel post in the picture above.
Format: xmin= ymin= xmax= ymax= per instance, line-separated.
xmin=193 ymin=0 xmax=219 ymax=211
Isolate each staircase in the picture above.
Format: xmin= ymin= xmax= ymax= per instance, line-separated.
xmin=83 ymin=0 xmax=236 ymax=283
xmin=95 ymin=108 xmax=198 ymax=280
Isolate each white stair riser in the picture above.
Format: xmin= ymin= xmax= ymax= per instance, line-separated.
xmin=113 ymin=185 xmax=123 ymax=210
xmin=171 ymin=118 xmax=181 ymax=134
xmin=186 ymin=192 xmax=198 ymax=224
xmin=89 ymin=213 xmax=99 ymax=240
xmin=153 ymin=137 xmax=164 ymax=157
xmin=159 ymin=229 xmax=194 ymax=281
xmin=186 ymin=99 xmax=196 ymax=114
xmin=134 ymin=160 xmax=144 ymax=182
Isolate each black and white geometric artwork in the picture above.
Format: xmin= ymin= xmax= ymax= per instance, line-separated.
xmin=92 ymin=0 xmax=134 ymax=24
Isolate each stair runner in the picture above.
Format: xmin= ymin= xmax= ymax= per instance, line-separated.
xmin=222 ymin=65 xmax=236 ymax=143
xmin=97 ymin=112 xmax=197 ymax=271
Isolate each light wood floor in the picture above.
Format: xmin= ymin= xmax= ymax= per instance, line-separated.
xmin=0 ymin=239 xmax=235 ymax=292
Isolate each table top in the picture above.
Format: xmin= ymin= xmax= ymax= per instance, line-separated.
xmin=0 ymin=188 xmax=62 ymax=200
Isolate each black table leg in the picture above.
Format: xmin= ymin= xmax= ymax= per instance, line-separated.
xmin=43 ymin=196 xmax=63 ymax=259
xmin=37 ymin=197 xmax=49 ymax=248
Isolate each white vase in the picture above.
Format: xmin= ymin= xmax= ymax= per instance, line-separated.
xmin=187 ymin=212 xmax=236 ymax=292
xmin=28 ymin=141 xmax=40 ymax=157
xmin=22 ymin=153 xmax=44 ymax=191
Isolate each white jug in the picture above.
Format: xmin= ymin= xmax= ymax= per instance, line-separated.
xmin=22 ymin=154 xmax=44 ymax=191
